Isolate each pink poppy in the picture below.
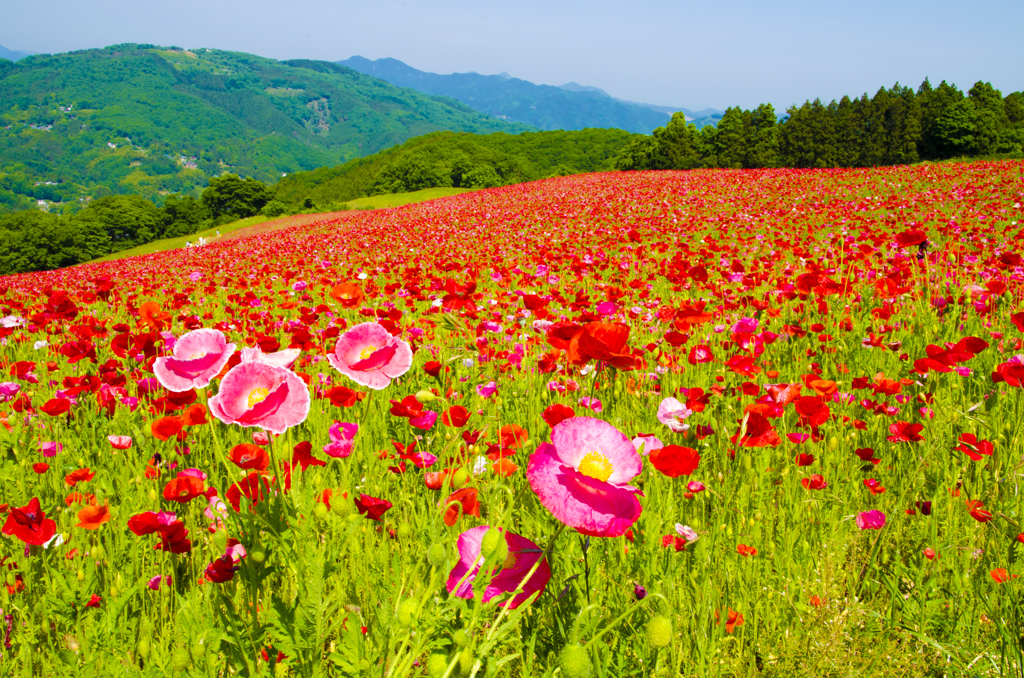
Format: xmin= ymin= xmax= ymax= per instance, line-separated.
xmin=631 ymin=434 xmax=663 ymax=456
xmin=526 ymin=416 xmax=643 ymax=537
xmin=238 ymin=345 xmax=300 ymax=369
xmin=208 ymin=362 xmax=310 ymax=434
xmin=657 ymin=397 xmax=692 ymax=432
xmin=107 ymin=435 xmax=133 ymax=450
xmin=327 ymin=322 xmax=413 ymax=390
xmin=856 ymin=510 xmax=886 ymax=530
xmin=154 ymin=329 xmax=236 ymax=392
xmin=446 ymin=526 xmax=551 ymax=609
xmin=323 ymin=422 xmax=359 ymax=458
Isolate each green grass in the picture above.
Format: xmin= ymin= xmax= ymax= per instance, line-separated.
xmin=89 ymin=215 xmax=268 ymax=263
xmin=343 ymin=187 xmax=477 ymax=210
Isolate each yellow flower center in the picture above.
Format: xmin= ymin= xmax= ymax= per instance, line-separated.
xmin=578 ymin=451 xmax=614 ymax=482
xmin=359 ymin=345 xmax=378 ymax=360
xmin=247 ymin=387 xmax=270 ymax=409
xmin=501 ymin=552 xmax=519 ymax=571
xmin=189 ymin=351 xmax=208 ymax=359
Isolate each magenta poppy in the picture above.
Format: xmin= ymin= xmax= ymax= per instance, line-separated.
xmin=446 ymin=526 xmax=551 ymax=609
xmin=526 ymin=416 xmax=642 ymax=537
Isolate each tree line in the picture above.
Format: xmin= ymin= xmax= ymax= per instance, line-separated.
xmin=0 ymin=174 xmax=271 ymax=274
xmin=616 ymin=79 xmax=1024 ymax=170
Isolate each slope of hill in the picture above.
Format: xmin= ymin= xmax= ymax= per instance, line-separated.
xmin=338 ymin=56 xmax=673 ymax=134
xmin=272 ymin=128 xmax=637 ymax=209
xmin=0 ymin=44 xmax=530 ymax=213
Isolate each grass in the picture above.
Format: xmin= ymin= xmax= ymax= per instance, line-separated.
xmin=89 ymin=188 xmax=478 ymax=264
xmin=89 ymin=215 xmax=268 ymax=263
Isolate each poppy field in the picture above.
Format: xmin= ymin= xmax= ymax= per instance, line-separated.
xmin=1 ymin=160 xmax=1023 ymax=677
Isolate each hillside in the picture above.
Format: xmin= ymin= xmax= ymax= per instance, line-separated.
xmin=272 ymin=127 xmax=637 ymax=209
xmin=338 ymin=56 xmax=674 ymax=134
xmin=0 ymin=44 xmax=530 ymax=213
xmin=0 ymin=44 xmax=31 ymax=61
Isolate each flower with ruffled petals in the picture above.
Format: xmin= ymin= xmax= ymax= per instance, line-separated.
xmin=526 ymin=416 xmax=643 ymax=537
xmin=208 ymin=362 xmax=310 ymax=434
xmin=2 ymin=498 xmax=56 ymax=545
xmin=153 ymin=329 xmax=236 ymax=392
xmin=446 ymin=526 xmax=550 ymax=609
xmin=323 ymin=422 xmax=358 ymax=458
xmin=657 ymin=398 xmax=693 ymax=432
xmin=327 ymin=322 xmax=413 ymax=390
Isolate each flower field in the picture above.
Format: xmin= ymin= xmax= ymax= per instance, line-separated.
xmin=1 ymin=160 xmax=1023 ymax=677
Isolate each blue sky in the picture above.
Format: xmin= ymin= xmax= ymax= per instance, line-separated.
xmin=1 ymin=0 xmax=1021 ymax=112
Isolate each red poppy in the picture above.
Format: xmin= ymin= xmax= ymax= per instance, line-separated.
xmin=991 ymin=568 xmax=1017 ymax=583
xmin=441 ymin=406 xmax=470 ymax=428
xmin=966 ymin=500 xmax=993 ymax=523
xmin=423 ymin=361 xmax=443 ymax=377
xmin=181 ymin=403 xmax=208 ymax=426
xmin=330 ymin=283 xmax=364 ymax=308
xmin=85 ymin=594 xmax=102 ymax=608
xmin=65 ymin=468 xmax=95 ymax=486
xmin=324 ymin=386 xmax=366 ymax=407
xmin=801 ymin=474 xmax=828 ymax=490
xmin=76 ymin=505 xmax=112 ymax=530
xmin=2 ymin=498 xmax=56 ymax=545
xmin=954 ymin=433 xmax=994 ymax=461
xmin=424 ymin=468 xmax=455 ymax=490
xmin=151 ymin=416 xmax=186 ymax=442
xmin=442 ymin=488 xmax=481 ymax=526
xmin=542 ymin=403 xmax=575 ymax=428
xmin=648 ymin=444 xmax=701 ymax=478
xmin=794 ymin=453 xmax=815 ymax=467
xmin=32 ymin=462 xmax=49 ymax=474
xmin=227 ymin=473 xmax=269 ymax=511
xmin=205 ymin=555 xmax=240 ymax=583
xmin=229 ymin=444 xmax=270 ymax=471
xmin=355 ymin=494 xmax=393 ymax=521
xmin=39 ymin=398 xmax=71 ymax=417
xmin=162 ymin=476 xmax=206 ymax=503
xmin=887 ymin=421 xmax=924 ymax=443
xmin=491 ymin=458 xmax=518 ymax=477
xmin=736 ymin=544 xmax=758 ymax=557
xmin=291 ymin=441 xmax=326 ymax=471
xmin=499 ymin=424 xmax=528 ymax=449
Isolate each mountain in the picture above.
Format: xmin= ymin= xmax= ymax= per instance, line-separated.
xmin=555 ymin=81 xmax=724 ymax=126
xmin=0 ymin=44 xmax=31 ymax=62
xmin=0 ymin=44 xmax=530 ymax=213
xmin=338 ymin=56 xmax=673 ymax=134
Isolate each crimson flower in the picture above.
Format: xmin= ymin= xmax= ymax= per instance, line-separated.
xmin=2 ymin=498 xmax=56 ymax=545
xmin=355 ymin=494 xmax=392 ymax=521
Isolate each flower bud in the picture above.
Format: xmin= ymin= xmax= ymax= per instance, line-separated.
xmin=426 ymin=543 xmax=447 ymax=567
xmin=559 ymin=645 xmax=592 ymax=678
xmin=427 ymin=653 xmax=449 ymax=678
xmin=415 ymin=390 xmax=436 ymax=404
xmin=646 ymin=615 xmax=673 ymax=648
xmin=396 ymin=598 xmax=418 ymax=627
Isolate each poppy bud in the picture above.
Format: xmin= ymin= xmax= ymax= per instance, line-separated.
xmin=396 ymin=598 xmax=418 ymax=627
xmin=426 ymin=543 xmax=447 ymax=567
xmin=427 ymin=654 xmax=449 ymax=678
xmin=137 ymin=638 xmax=150 ymax=660
xmin=396 ymin=522 xmax=411 ymax=539
xmin=452 ymin=468 xmax=469 ymax=488
xmin=458 ymin=647 xmax=474 ymax=675
xmin=331 ymin=495 xmax=353 ymax=517
xmin=313 ymin=503 xmax=328 ymax=520
xmin=191 ymin=640 xmax=206 ymax=662
xmin=452 ymin=629 xmax=469 ymax=647
xmin=646 ymin=615 xmax=673 ymax=648
xmin=415 ymin=390 xmax=435 ymax=404
xmin=559 ymin=645 xmax=592 ymax=678
xmin=171 ymin=646 xmax=190 ymax=671
xmin=480 ymin=528 xmax=503 ymax=559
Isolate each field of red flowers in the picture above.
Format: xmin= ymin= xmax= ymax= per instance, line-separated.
xmin=0 ymin=160 xmax=1023 ymax=677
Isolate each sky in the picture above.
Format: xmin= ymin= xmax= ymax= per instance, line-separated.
xmin=1 ymin=0 xmax=1022 ymax=112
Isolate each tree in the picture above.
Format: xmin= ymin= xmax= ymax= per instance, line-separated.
xmin=161 ymin=193 xmax=210 ymax=237
xmin=0 ymin=212 xmax=110 ymax=274
xmin=75 ymin=194 xmax=162 ymax=251
xmin=201 ymin=174 xmax=272 ymax=219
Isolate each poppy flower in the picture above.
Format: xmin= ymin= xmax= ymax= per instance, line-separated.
xmin=205 ymin=554 xmax=240 ymax=583
xmin=229 ymin=444 xmax=270 ymax=471
xmin=323 ymin=422 xmax=358 ymax=458
xmin=162 ymin=475 xmax=206 ymax=503
xmin=736 ymin=544 xmax=758 ymax=557
xmin=856 ymin=510 xmax=886 ymax=530
xmin=966 ymin=500 xmax=993 ymax=523
xmin=954 ymin=433 xmax=994 ymax=461
xmin=491 ymin=458 xmax=518 ymax=477
xmin=153 ymin=329 xmax=236 ymax=392
xmin=687 ymin=345 xmax=715 ymax=365
xmin=887 ymin=421 xmax=924 ymax=443
xmin=2 ymin=498 xmax=57 ymax=545
xmin=76 ymin=505 xmax=112 ymax=530
xmin=631 ymin=434 xmax=664 ymax=456
xmin=923 ymin=547 xmax=938 ymax=560
xmin=443 ymin=488 xmax=482 ymax=526
xmin=32 ymin=462 xmax=49 ymax=474
xmin=355 ymin=494 xmax=392 ymax=521
xmin=292 ymin=441 xmax=326 ymax=471
xmin=648 ymin=444 xmax=701 ymax=478
xmin=656 ymin=398 xmax=692 ymax=432
xmin=801 ymin=474 xmax=828 ymax=490
xmin=446 ymin=526 xmax=550 ymax=609
xmin=327 ymin=322 xmax=413 ymax=390
xmin=567 ymin=322 xmax=638 ymax=369
xmin=238 ymin=345 xmax=300 ymax=369
xmin=991 ymin=568 xmax=1017 ymax=584
xmin=330 ymin=283 xmax=365 ymax=308
xmin=85 ymin=594 xmax=102 ymax=608
xmin=39 ymin=398 xmax=71 ymax=417
xmin=442 ymin=406 xmax=470 ymax=428
xmin=151 ymin=416 xmax=186 ymax=442
xmin=324 ymin=386 xmax=366 ymax=408
xmin=107 ymin=435 xmax=132 ymax=450
xmin=65 ymin=468 xmax=95 ymax=486
xmin=208 ymin=361 xmax=311 ymax=434
xmin=542 ymin=404 xmax=575 ymax=428
xmin=527 ymin=416 xmax=643 ymax=537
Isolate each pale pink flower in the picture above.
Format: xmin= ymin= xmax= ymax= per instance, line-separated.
xmin=239 ymin=345 xmax=300 ymax=369
xmin=631 ymin=434 xmax=664 ymax=456
xmin=327 ymin=322 xmax=413 ymax=390
xmin=208 ymin=362 xmax=310 ymax=434
xmin=153 ymin=328 xmax=236 ymax=392
xmin=107 ymin=435 xmax=133 ymax=450
xmin=657 ymin=397 xmax=692 ymax=432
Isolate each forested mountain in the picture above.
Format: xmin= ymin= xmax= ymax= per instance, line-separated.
xmin=617 ymin=79 xmax=1024 ymax=170
xmin=0 ymin=44 xmax=31 ymax=62
xmin=0 ymin=44 xmax=530 ymax=213
xmin=274 ymin=128 xmax=636 ymax=209
xmin=337 ymin=56 xmax=679 ymax=133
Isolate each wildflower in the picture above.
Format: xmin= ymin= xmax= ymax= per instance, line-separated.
xmin=446 ymin=526 xmax=550 ymax=609
xmin=327 ymin=322 xmax=413 ymax=390
xmin=648 ymin=444 xmax=701 ymax=478
xmin=208 ymin=361 xmax=311 ymax=434
xmin=76 ymin=505 xmax=111 ymax=530
xmin=656 ymin=397 xmax=692 ymax=432
xmin=153 ymin=328 xmax=236 ymax=392
xmin=736 ymin=544 xmax=758 ymax=557
xmin=856 ymin=510 xmax=886 ymax=530
xmin=2 ymin=498 xmax=57 ymax=545
xmin=355 ymin=494 xmax=392 ymax=521
xmin=526 ymin=416 xmax=642 ymax=537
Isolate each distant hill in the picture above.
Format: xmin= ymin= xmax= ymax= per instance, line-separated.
xmin=0 ymin=44 xmax=31 ymax=62
xmin=555 ymin=81 xmax=723 ymax=126
xmin=273 ymin=127 xmax=638 ymax=210
xmin=338 ymin=56 xmax=675 ymax=134
xmin=0 ymin=44 xmax=530 ymax=213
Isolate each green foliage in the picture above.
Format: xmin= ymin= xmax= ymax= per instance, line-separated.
xmin=277 ymin=128 xmax=636 ymax=206
xmin=201 ymin=173 xmax=272 ymax=219
xmin=74 ymin=194 xmax=162 ymax=251
xmin=618 ymin=79 xmax=1024 ymax=170
xmin=0 ymin=210 xmax=110 ymax=272
xmin=0 ymin=44 xmax=531 ymax=214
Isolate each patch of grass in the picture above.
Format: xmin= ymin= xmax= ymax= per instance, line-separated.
xmin=89 ymin=215 xmax=267 ymax=263
xmin=343 ymin=187 xmax=477 ymax=210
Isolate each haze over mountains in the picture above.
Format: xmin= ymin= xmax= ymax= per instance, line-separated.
xmin=338 ymin=56 xmax=724 ymax=133
xmin=0 ymin=44 xmax=31 ymax=62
